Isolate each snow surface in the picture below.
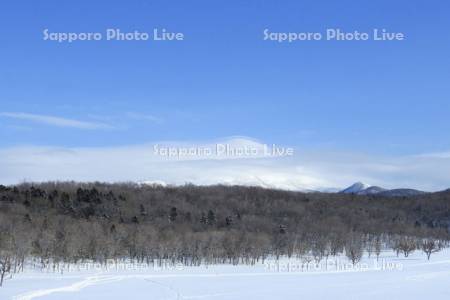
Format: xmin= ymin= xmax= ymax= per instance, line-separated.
xmin=2 ymin=249 xmax=450 ymax=300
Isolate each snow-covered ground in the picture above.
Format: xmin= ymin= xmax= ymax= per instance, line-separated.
xmin=2 ymin=249 xmax=450 ymax=300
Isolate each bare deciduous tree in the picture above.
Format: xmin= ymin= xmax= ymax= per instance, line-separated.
xmin=421 ymin=239 xmax=443 ymax=260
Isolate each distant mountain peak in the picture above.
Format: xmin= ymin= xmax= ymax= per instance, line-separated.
xmin=340 ymin=182 xmax=426 ymax=197
xmin=340 ymin=182 xmax=371 ymax=193
xmin=360 ymin=186 xmax=387 ymax=195
xmin=135 ymin=180 xmax=427 ymax=197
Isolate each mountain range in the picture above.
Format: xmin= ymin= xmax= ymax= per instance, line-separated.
xmin=139 ymin=180 xmax=429 ymax=197
xmin=339 ymin=182 xmax=427 ymax=197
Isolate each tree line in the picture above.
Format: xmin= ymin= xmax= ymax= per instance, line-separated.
xmin=1 ymin=182 xmax=449 ymax=286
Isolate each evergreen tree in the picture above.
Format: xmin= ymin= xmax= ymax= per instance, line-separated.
xmin=207 ymin=210 xmax=216 ymax=225
xmin=169 ymin=207 xmax=178 ymax=222
xmin=140 ymin=204 xmax=147 ymax=216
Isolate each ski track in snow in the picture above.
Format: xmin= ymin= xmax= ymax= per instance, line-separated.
xmin=13 ymin=273 xmax=124 ymax=300
xmin=10 ymin=256 xmax=450 ymax=300
xmin=11 ymin=270 xmax=373 ymax=300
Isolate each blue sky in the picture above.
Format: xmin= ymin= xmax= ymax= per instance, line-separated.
xmin=1 ymin=1 xmax=450 ymax=189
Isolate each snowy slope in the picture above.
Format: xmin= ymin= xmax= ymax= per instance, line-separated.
xmin=340 ymin=182 xmax=371 ymax=193
xmin=2 ymin=249 xmax=450 ymax=300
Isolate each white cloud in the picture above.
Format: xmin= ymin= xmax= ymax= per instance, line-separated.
xmin=413 ymin=151 xmax=450 ymax=159
xmin=0 ymin=112 xmax=113 ymax=130
xmin=0 ymin=137 xmax=449 ymax=192
xmin=125 ymin=112 xmax=163 ymax=124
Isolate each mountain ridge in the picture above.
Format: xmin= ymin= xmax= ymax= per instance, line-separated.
xmin=340 ymin=182 xmax=426 ymax=197
xmin=137 ymin=180 xmax=430 ymax=197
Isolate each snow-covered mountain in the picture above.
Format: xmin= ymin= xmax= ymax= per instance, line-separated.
xmin=359 ymin=186 xmax=387 ymax=195
xmin=340 ymin=182 xmax=426 ymax=197
xmin=316 ymin=187 xmax=341 ymax=193
xmin=340 ymin=182 xmax=371 ymax=194
xmin=137 ymin=180 xmax=427 ymax=197
xmin=378 ymin=188 xmax=427 ymax=197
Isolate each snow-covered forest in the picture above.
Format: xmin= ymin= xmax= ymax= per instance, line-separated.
xmin=1 ymin=182 xmax=449 ymax=290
